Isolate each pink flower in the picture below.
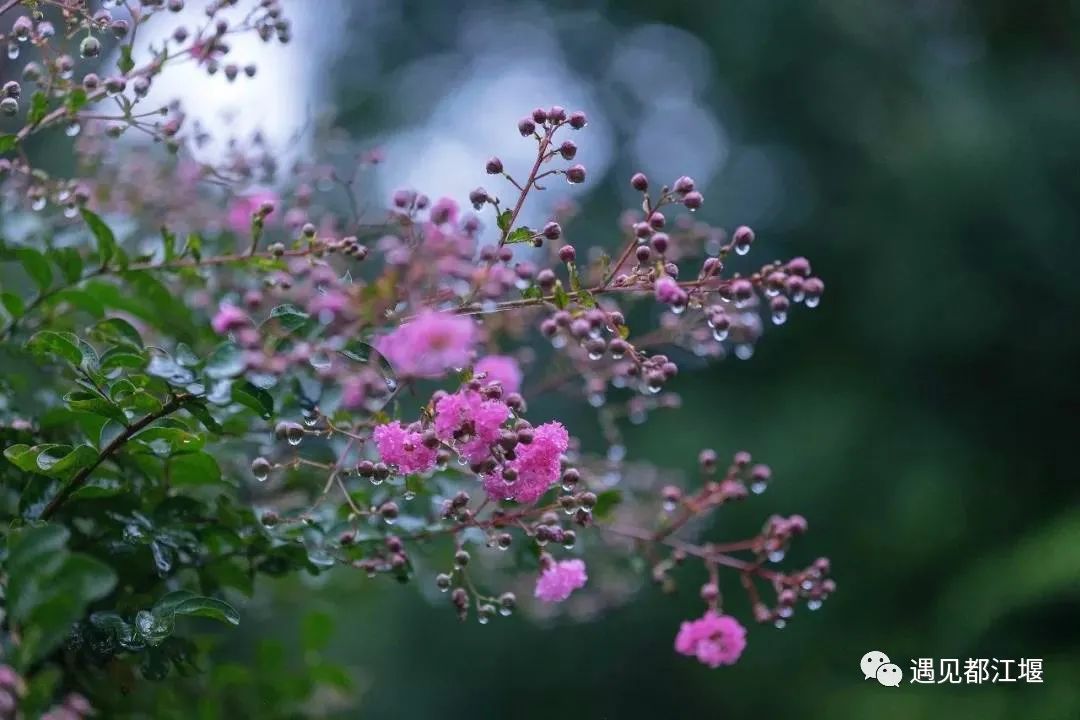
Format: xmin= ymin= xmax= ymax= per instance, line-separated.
xmin=227 ymin=189 xmax=277 ymax=234
xmin=434 ymin=390 xmax=509 ymax=462
xmin=211 ymin=303 xmax=250 ymax=335
xmin=674 ymin=611 xmax=747 ymax=668
xmin=534 ymin=558 xmax=588 ymax=602
xmin=374 ymin=311 xmax=477 ymax=379
xmin=475 ymin=355 xmax=522 ymax=394
xmin=372 ymin=421 xmax=437 ymax=474
xmin=654 ymin=275 xmax=686 ymax=305
xmin=483 ymin=421 xmax=568 ymax=504
xmin=307 ymin=290 xmax=351 ymax=319
xmin=429 ymin=197 xmax=459 ymax=225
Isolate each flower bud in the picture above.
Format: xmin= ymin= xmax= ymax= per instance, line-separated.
xmin=630 ymin=172 xmax=648 ymax=191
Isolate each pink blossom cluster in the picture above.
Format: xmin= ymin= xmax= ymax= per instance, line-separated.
xmin=482 ymin=421 xmax=569 ymax=504
xmin=372 ymin=422 xmax=438 ymax=474
xmin=433 ymin=388 xmax=510 ymax=463
xmin=374 ymin=311 xmax=478 ymax=379
xmin=369 ymin=361 xmax=570 ymax=506
xmin=534 ymin=558 xmax=588 ymax=602
xmin=674 ymin=611 xmax=748 ymax=668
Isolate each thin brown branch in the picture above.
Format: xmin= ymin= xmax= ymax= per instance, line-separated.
xmin=40 ymin=392 xmax=195 ymax=519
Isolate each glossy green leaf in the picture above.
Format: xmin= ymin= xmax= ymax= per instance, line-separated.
xmin=15 ymin=247 xmax=52 ymax=291
xmin=168 ymin=451 xmax=222 ymax=487
xmin=231 ymin=380 xmax=273 ymax=418
xmin=81 ymin=209 xmax=117 ymax=267
xmin=205 ymin=342 xmax=245 ymax=380
xmin=64 ymin=391 xmax=129 ymax=425
xmin=1 ymin=291 xmax=25 ymax=318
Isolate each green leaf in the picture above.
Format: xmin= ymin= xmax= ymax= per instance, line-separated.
xmin=65 ymin=87 xmax=88 ymax=114
xmin=496 ymin=209 xmax=513 ymax=232
xmin=267 ymin=303 xmax=310 ymax=332
xmin=185 ymin=402 xmax=223 ymax=434
xmin=90 ymin=317 xmax=144 ymax=350
xmin=205 ymin=342 xmax=245 ymax=379
xmin=100 ymin=346 xmax=147 ymax=372
xmin=567 ymin=261 xmax=582 ymax=292
xmin=2 ymin=291 xmax=25 ymax=319
xmin=168 ymin=451 xmax=222 ymax=487
xmin=64 ymin=391 xmax=129 ymax=425
xmin=134 ymin=425 xmax=203 ymax=454
xmin=118 ymin=45 xmax=135 ymax=74
xmin=81 ymin=209 xmax=118 ymax=268
xmin=155 ymin=591 xmax=239 ymax=626
xmin=520 ymin=285 xmax=542 ymax=301
xmin=592 ymin=489 xmax=622 ymax=520
xmin=506 ymin=227 xmax=535 ymax=244
xmin=0 ymin=134 xmax=16 ymax=154
xmin=184 ymin=233 xmax=202 ymax=262
xmin=577 ymin=288 xmax=597 ymax=309
xmin=25 ymin=330 xmax=82 ymax=364
xmin=6 ymin=525 xmax=116 ymax=669
xmin=28 ymin=91 xmax=49 ymax=126
xmin=52 ymin=288 xmax=106 ymax=318
xmin=4 ymin=443 xmax=99 ymax=479
xmin=16 ymin=247 xmax=53 ymax=291
xmin=552 ymin=281 xmax=570 ymax=309
xmin=231 ymin=380 xmax=273 ymax=419
xmin=48 ymin=247 xmax=84 ymax=284
xmin=161 ymin=227 xmax=177 ymax=260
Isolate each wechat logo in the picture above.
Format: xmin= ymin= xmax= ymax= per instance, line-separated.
xmin=861 ymin=650 xmax=902 ymax=687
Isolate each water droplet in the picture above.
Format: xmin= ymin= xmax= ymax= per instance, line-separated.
xmin=670 ymin=303 xmax=686 ymax=315
xmin=302 ymin=409 xmax=319 ymax=427
xmin=778 ymin=605 xmax=794 ymax=618
xmin=734 ymin=344 xmax=754 ymax=360
xmin=735 ymin=244 xmax=750 ymax=256
xmin=587 ymin=393 xmax=605 ymax=408
xmin=403 ymin=490 xmax=416 ymax=501
xmin=369 ymin=476 xmax=383 ymax=486
xmin=750 ymin=480 xmax=767 ymax=494
xmin=771 ymin=311 xmax=787 ymax=326
xmin=7 ymin=43 xmax=19 ymax=60
xmin=768 ymin=549 xmax=785 ymax=563
xmin=807 ymin=599 xmax=822 ymax=611
xmin=663 ymin=499 xmax=677 ymax=512
xmin=805 ymin=296 xmax=820 ymax=308
xmin=64 ymin=204 xmax=78 ymax=218
xmin=587 ymin=351 xmax=603 ymax=361
xmin=31 ymin=196 xmax=47 ymax=211
xmin=712 ymin=328 xmax=729 ymax=342
xmin=499 ymin=606 xmax=512 ymax=617
xmin=608 ymin=444 xmax=626 ymax=462
xmin=800 ymin=579 xmax=814 ymax=591
xmin=286 ymin=426 xmax=304 ymax=446
xmin=773 ymin=618 xmax=787 ymax=629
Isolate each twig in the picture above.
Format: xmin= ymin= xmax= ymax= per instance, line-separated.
xmin=40 ymin=392 xmax=195 ymax=519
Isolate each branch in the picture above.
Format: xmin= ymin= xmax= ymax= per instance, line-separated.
xmin=40 ymin=392 xmax=195 ymax=519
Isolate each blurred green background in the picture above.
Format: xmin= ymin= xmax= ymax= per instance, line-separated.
xmin=210 ymin=0 xmax=1080 ymax=717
